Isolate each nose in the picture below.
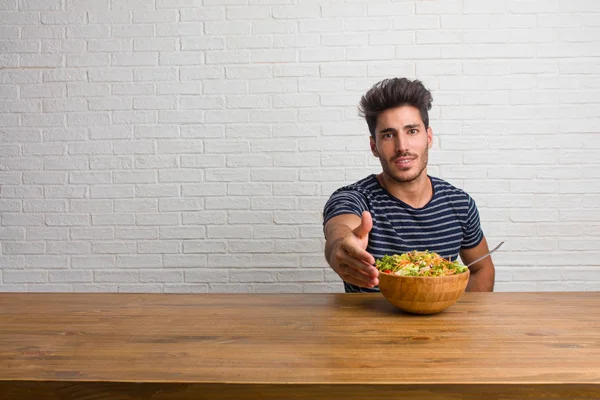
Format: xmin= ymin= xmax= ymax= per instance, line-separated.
xmin=395 ymin=134 xmax=408 ymax=154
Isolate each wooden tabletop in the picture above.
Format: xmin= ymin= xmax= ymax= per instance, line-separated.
xmin=1 ymin=292 xmax=600 ymax=399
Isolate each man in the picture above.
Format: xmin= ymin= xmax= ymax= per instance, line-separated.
xmin=322 ymin=77 xmax=495 ymax=293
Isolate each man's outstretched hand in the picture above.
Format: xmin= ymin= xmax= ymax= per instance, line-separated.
xmin=328 ymin=211 xmax=379 ymax=289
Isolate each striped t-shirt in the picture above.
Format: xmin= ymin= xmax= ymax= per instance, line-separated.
xmin=323 ymin=174 xmax=484 ymax=293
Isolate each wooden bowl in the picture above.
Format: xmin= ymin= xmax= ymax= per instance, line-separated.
xmin=378 ymin=269 xmax=470 ymax=315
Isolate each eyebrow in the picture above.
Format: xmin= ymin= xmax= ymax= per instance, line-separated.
xmin=377 ymin=124 xmax=421 ymax=134
xmin=378 ymin=127 xmax=397 ymax=135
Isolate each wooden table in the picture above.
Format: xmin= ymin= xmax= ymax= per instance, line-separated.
xmin=1 ymin=292 xmax=599 ymax=399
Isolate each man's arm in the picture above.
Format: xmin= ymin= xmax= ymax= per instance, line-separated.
xmin=459 ymin=235 xmax=495 ymax=292
xmin=324 ymin=212 xmax=378 ymax=289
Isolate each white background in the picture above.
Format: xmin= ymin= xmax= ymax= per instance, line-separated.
xmin=1 ymin=0 xmax=599 ymax=292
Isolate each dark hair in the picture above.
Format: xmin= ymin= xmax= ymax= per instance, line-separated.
xmin=358 ymin=77 xmax=433 ymax=137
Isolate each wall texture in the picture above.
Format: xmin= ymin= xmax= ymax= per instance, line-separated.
xmin=1 ymin=0 xmax=599 ymax=293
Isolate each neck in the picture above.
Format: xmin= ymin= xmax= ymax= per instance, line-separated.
xmin=377 ymin=171 xmax=432 ymax=209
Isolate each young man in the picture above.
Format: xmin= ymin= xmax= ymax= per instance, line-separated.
xmin=323 ymin=77 xmax=495 ymax=293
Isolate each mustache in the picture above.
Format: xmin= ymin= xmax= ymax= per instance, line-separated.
xmin=391 ymin=152 xmax=417 ymax=162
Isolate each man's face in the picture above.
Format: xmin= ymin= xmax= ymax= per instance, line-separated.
xmin=369 ymin=105 xmax=433 ymax=184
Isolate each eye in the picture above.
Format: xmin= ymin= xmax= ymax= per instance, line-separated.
xmin=408 ymin=129 xmax=418 ymax=135
xmin=381 ymin=133 xmax=393 ymax=139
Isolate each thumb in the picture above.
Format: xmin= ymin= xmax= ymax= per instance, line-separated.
xmin=352 ymin=211 xmax=372 ymax=239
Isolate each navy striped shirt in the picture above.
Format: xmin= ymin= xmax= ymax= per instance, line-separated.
xmin=323 ymin=174 xmax=484 ymax=293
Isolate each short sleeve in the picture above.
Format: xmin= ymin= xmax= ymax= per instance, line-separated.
xmin=462 ymin=195 xmax=484 ymax=249
xmin=322 ymin=189 xmax=369 ymax=226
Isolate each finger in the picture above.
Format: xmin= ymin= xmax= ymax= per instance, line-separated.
xmin=341 ymin=240 xmax=375 ymax=267
xmin=338 ymin=248 xmax=378 ymax=278
xmin=352 ymin=210 xmax=373 ymax=239
xmin=338 ymin=264 xmax=379 ymax=289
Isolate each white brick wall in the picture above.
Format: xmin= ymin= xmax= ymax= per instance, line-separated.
xmin=1 ymin=0 xmax=600 ymax=293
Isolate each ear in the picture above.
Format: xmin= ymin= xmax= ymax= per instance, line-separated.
xmin=427 ymin=126 xmax=433 ymax=149
xmin=370 ymin=135 xmax=379 ymax=157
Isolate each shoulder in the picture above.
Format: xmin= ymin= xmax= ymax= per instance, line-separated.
xmin=431 ymin=176 xmax=473 ymax=204
xmin=329 ymin=174 xmax=380 ymax=198
xmin=323 ymin=175 xmax=381 ymax=224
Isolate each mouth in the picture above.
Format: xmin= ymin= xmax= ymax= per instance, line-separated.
xmin=393 ymin=157 xmax=416 ymax=168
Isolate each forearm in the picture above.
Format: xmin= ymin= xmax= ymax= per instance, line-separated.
xmin=466 ymin=264 xmax=495 ymax=292
xmin=324 ymin=224 xmax=353 ymax=269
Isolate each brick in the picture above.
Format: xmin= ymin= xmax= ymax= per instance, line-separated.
xmin=138 ymin=241 xmax=181 ymax=254
xmin=206 ymin=197 xmax=250 ymax=210
xmin=277 ymin=270 xmax=323 ymax=283
xmin=179 ymin=7 xmax=223 ymax=21
xmin=135 ymin=184 xmax=179 ymax=198
xmin=22 ymin=25 xmax=64 ymax=39
xmin=46 ymin=241 xmax=91 ymax=254
xmin=186 ymin=269 xmax=229 ymax=283
xmin=112 ymin=24 xmax=154 ymax=38
xmin=160 ymin=227 xmax=205 ymax=240
xmin=69 ymin=172 xmax=111 ymax=184
xmin=49 ymin=270 xmax=92 ymax=283
xmin=67 ymin=83 xmax=109 ymax=97
xmin=45 ymin=214 xmax=89 ymax=226
xmin=159 ymin=110 xmax=204 ymax=124
xmin=88 ymin=11 xmax=129 ymax=23
xmin=163 ymin=255 xmax=207 ymax=268
xmin=251 ymin=49 xmax=296 ymax=63
xmin=115 ymin=228 xmax=158 ymax=240
xmin=3 ymin=241 xmax=45 ymax=254
xmin=251 ymin=168 xmax=296 ymax=182
xmin=0 ymin=40 xmax=40 ymax=53
xmin=2 ymin=213 xmax=44 ymax=226
xmin=0 ymin=227 xmax=25 ymax=240
xmin=112 ymin=52 xmax=158 ymax=67
xmin=4 ymin=270 xmax=46 ymax=283
xmin=92 ymin=213 xmax=135 ymax=226
xmin=94 ymin=270 xmax=138 ymax=283
xmin=250 ymin=79 xmax=297 ymax=94
xmin=182 ymin=183 xmax=227 ymax=197
xmin=23 ymin=199 xmax=66 ymax=212
xmin=67 ymin=25 xmax=109 ymax=39
xmin=136 ymin=213 xmax=180 ymax=226
xmin=228 ymin=211 xmax=272 ymax=225
xmin=251 ymin=196 xmax=296 ymax=210
xmin=40 ymin=11 xmax=85 ymax=24
xmin=165 ymin=284 xmax=208 ymax=293
xmin=254 ymin=226 xmax=298 ymax=239
xmin=207 ymin=225 xmax=252 ymax=239
xmin=158 ymin=170 xmax=204 ymax=183
xmin=226 ymin=155 xmax=272 ymax=167
xmin=107 ymin=111 xmax=158 ymax=125
xmin=88 ymin=97 xmax=132 ymax=111
xmin=68 ymin=142 xmax=112 ymax=155
xmin=140 ymin=270 xmax=183 ymax=283
xmin=182 ymin=211 xmax=227 ymax=225
xmin=135 ymin=155 xmax=177 ymax=169
xmin=227 ymin=6 xmax=270 ymax=20
xmin=205 ymin=168 xmax=249 ymax=182
xmin=208 ymin=254 xmax=252 ymax=268
xmin=156 ymin=0 xmax=202 ymax=8
xmin=159 ymin=198 xmax=203 ymax=212
xmin=0 ymin=256 xmax=25 ymax=269
xmin=205 ymin=21 xmax=251 ymax=35
xmin=111 ymin=0 xmax=153 ymax=10
xmin=230 ymin=269 xmax=274 ymax=283
xmin=88 ymin=39 xmax=132 ymax=52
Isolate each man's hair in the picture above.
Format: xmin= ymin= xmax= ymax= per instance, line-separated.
xmin=358 ymin=77 xmax=433 ymax=137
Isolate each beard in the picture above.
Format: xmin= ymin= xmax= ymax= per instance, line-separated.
xmin=381 ymin=146 xmax=429 ymax=184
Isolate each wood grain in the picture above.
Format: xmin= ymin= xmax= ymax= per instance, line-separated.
xmin=1 ymin=292 xmax=599 ymax=399
xmin=378 ymin=269 xmax=469 ymax=314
